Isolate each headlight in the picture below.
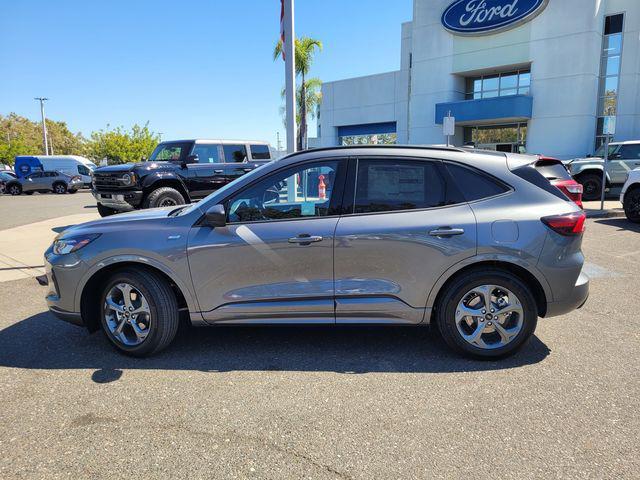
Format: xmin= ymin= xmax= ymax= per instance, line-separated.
xmin=120 ymin=173 xmax=135 ymax=186
xmin=53 ymin=234 xmax=101 ymax=255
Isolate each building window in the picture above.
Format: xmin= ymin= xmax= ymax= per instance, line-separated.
xmin=595 ymin=13 xmax=624 ymax=150
xmin=339 ymin=133 xmax=397 ymax=146
xmin=463 ymin=123 xmax=527 ymax=153
xmin=465 ymin=69 xmax=530 ymax=100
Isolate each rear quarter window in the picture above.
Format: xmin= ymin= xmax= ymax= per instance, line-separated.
xmin=512 ymin=164 xmax=569 ymax=201
xmin=534 ymin=160 xmax=572 ymax=181
xmin=250 ymin=144 xmax=271 ymax=160
xmin=445 ymin=163 xmax=510 ymax=202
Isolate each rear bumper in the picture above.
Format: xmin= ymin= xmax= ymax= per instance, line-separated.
xmin=544 ymin=270 xmax=589 ymax=318
xmin=93 ymin=190 xmax=143 ymax=210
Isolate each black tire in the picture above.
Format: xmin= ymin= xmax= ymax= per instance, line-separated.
xmin=143 ymin=187 xmax=186 ymax=209
xmin=436 ymin=269 xmax=538 ymax=359
xmin=25 ymin=191 xmax=34 ymax=195
xmin=7 ymin=183 xmax=21 ymax=195
xmin=97 ymin=203 xmax=118 ymax=217
xmin=68 ymin=189 xmax=78 ymax=194
xmin=623 ymin=186 xmax=640 ymax=223
xmin=53 ymin=182 xmax=67 ymax=194
xmin=99 ymin=268 xmax=179 ymax=357
xmin=578 ymin=173 xmax=603 ymax=201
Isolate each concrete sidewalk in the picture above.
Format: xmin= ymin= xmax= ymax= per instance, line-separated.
xmin=582 ymin=200 xmax=625 ymax=218
xmin=0 ymin=213 xmax=98 ymax=282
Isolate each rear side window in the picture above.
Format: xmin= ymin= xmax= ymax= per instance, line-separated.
xmin=223 ymin=144 xmax=248 ymax=163
xmin=512 ymin=164 xmax=569 ymax=201
xmin=250 ymin=144 xmax=271 ymax=160
xmin=445 ymin=163 xmax=510 ymax=202
xmin=534 ymin=160 xmax=572 ymax=181
xmin=353 ymin=159 xmax=448 ymax=213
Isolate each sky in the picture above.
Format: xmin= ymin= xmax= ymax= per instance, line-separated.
xmin=0 ymin=0 xmax=412 ymax=148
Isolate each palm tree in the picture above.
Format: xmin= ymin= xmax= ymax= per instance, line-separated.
xmin=280 ymin=78 xmax=323 ymax=142
xmin=274 ymin=36 xmax=323 ymax=150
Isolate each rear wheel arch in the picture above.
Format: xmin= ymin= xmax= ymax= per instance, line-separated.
xmin=428 ymin=260 xmax=548 ymax=324
xmin=79 ymin=261 xmax=189 ymax=333
xmin=576 ymin=169 xmax=610 ymax=187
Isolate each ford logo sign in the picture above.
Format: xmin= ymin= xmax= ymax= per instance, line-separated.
xmin=442 ymin=0 xmax=549 ymax=35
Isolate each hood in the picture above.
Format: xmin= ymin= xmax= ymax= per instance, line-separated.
xmin=566 ymin=157 xmax=603 ymax=166
xmin=93 ymin=161 xmax=174 ymax=174
xmin=58 ymin=206 xmax=179 ymax=237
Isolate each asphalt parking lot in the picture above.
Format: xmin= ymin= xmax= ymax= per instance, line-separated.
xmin=0 ymin=193 xmax=638 ymax=479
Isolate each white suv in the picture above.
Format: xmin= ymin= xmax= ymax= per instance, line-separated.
xmin=620 ymin=169 xmax=640 ymax=223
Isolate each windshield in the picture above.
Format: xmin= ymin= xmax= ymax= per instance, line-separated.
xmin=593 ymin=144 xmax=619 ymax=158
xmin=148 ymin=142 xmax=192 ymax=162
xmin=177 ymin=161 xmax=273 ymax=217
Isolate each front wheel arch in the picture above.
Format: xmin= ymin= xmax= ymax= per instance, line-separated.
xmin=428 ymin=261 xmax=548 ymax=324
xmin=80 ymin=262 xmax=189 ymax=333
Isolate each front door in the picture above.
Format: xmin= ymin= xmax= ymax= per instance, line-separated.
xmin=188 ymin=143 xmax=226 ymax=197
xmin=187 ymin=158 xmax=346 ymax=324
xmin=610 ymin=143 xmax=640 ymax=184
xmin=334 ymin=157 xmax=477 ymax=324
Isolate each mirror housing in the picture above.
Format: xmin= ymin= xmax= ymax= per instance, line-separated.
xmin=181 ymin=154 xmax=198 ymax=168
xmin=203 ymin=204 xmax=226 ymax=228
xmin=610 ymin=153 xmax=622 ymax=160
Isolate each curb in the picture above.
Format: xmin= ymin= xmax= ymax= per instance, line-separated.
xmin=585 ymin=209 xmax=626 ymax=219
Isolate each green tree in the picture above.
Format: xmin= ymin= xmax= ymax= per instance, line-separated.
xmin=274 ymin=36 xmax=323 ymax=150
xmin=280 ymin=78 xmax=322 ymax=139
xmin=0 ymin=113 xmax=88 ymax=166
xmin=88 ymin=123 xmax=160 ymax=164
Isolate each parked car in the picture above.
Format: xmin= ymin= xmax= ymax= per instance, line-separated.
xmin=5 ymin=170 xmax=83 ymax=195
xmin=535 ymin=156 xmax=583 ymax=208
xmin=91 ymin=139 xmax=274 ymax=217
xmin=0 ymin=171 xmax=17 ymax=193
xmin=14 ymin=155 xmax=97 ymax=186
xmin=566 ymin=140 xmax=640 ymax=201
xmin=620 ymin=168 xmax=640 ymax=223
xmin=43 ymin=146 xmax=589 ymax=359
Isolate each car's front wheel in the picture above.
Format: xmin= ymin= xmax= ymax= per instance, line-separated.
xmin=436 ymin=269 xmax=538 ymax=359
xmin=623 ymin=186 xmax=640 ymax=223
xmin=578 ymin=173 xmax=603 ymax=201
xmin=100 ymin=268 xmax=179 ymax=357
xmin=7 ymin=184 xmax=21 ymax=195
xmin=143 ymin=187 xmax=186 ymax=209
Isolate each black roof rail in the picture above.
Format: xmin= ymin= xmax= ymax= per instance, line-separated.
xmin=283 ymin=144 xmax=469 ymax=158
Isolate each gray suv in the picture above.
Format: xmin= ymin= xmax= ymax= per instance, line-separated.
xmin=42 ymin=146 xmax=589 ymax=359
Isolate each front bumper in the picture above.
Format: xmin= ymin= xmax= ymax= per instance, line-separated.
xmin=92 ymin=189 xmax=143 ymax=211
xmin=42 ymin=250 xmax=88 ymax=328
xmin=544 ymin=270 xmax=589 ymax=318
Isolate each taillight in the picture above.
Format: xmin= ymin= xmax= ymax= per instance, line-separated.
xmin=564 ymin=183 xmax=583 ymax=194
xmin=541 ymin=211 xmax=586 ymax=236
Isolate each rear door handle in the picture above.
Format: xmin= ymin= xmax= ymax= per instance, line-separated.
xmin=288 ymin=234 xmax=323 ymax=245
xmin=429 ymin=227 xmax=465 ymax=237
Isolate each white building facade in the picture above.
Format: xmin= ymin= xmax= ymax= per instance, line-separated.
xmin=315 ymin=0 xmax=640 ymax=159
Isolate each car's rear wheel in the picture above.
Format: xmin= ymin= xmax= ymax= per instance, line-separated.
xmin=7 ymin=184 xmax=21 ymax=195
xmin=436 ymin=269 xmax=538 ymax=359
xmin=97 ymin=203 xmax=118 ymax=217
xmin=578 ymin=173 xmax=603 ymax=201
xmin=24 ymin=191 xmax=34 ymax=195
xmin=53 ymin=182 xmax=67 ymax=194
xmin=68 ymin=189 xmax=78 ymax=194
xmin=143 ymin=187 xmax=186 ymax=209
xmin=623 ymin=186 xmax=640 ymax=223
xmin=100 ymin=269 xmax=179 ymax=357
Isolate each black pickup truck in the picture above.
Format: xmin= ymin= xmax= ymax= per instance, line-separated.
xmin=92 ymin=139 xmax=274 ymax=216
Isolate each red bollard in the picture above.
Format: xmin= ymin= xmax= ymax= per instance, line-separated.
xmin=318 ymin=174 xmax=326 ymax=200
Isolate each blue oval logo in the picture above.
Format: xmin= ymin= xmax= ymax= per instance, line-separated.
xmin=442 ymin=0 xmax=549 ymax=35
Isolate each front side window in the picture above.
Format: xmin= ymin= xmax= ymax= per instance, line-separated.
xmin=223 ymin=144 xmax=248 ymax=163
xmin=250 ymin=144 xmax=271 ymax=160
xmin=227 ymin=161 xmax=339 ymax=223
xmin=353 ymin=159 xmax=448 ymax=214
xmin=617 ymin=144 xmax=640 ymax=159
xmin=192 ymin=144 xmax=222 ymax=163
xmin=26 ymin=172 xmax=42 ymax=179
xmin=148 ymin=142 xmax=192 ymax=162
xmin=77 ymin=165 xmax=90 ymax=175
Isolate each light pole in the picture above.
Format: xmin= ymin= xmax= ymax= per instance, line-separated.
xmin=282 ymin=0 xmax=297 ymax=154
xmin=34 ymin=97 xmax=49 ymax=155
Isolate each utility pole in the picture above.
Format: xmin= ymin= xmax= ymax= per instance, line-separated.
xmin=276 ymin=131 xmax=282 ymax=152
xmin=34 ymin=97 xmax=49 ymax=155
xmin=283 ymin=0 xmax=297 ymax=154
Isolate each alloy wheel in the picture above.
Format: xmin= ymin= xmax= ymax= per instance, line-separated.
xmin=159 ymin=198 xmax=178 ymax=207
xmin=9 ymin=185 xmax=20 ymax=195
xmin=55 ymin=184 xmax=66 ymax=194
xmin=455 ymin=284 xmax=524 ymax=350
xmin=104 ymin=283 xmax=151 ymax=346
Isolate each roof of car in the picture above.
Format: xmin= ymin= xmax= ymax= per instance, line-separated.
xmin=164 ymin=139 xmax=271 ymax=145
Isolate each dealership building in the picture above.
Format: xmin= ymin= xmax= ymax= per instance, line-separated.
xmin=314 ymin=0 xmax=640 ymax=159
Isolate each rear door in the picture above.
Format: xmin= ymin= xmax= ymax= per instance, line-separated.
xmin=333 ymin=157 xmax=477 ymax=324
xmin=222 ymin=144 xmax=256 ymax=183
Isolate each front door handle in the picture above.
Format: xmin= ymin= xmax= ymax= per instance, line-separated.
xmin=288 ymin=234 xmax=323 ymax=245
xmin=213 ymin=169 xmax=224 ymax=174
xmin=429 ymin=227 xmax=465 ymax=237
xmin=242 ymin=168 xmax=253 ymax=172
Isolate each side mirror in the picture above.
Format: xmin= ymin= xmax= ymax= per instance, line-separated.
xmin=181 ymin=155 xmax=198 ymax=168
xmin=203 ymin=204 xmax=226 ymax=228
xmin=611 ymin=153 xmax=622 ymax=160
